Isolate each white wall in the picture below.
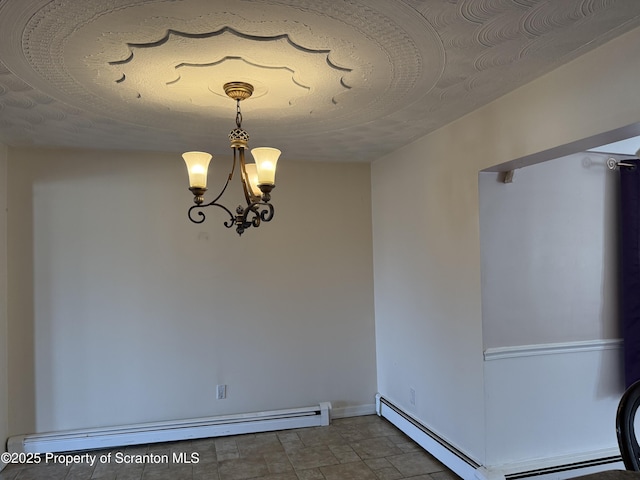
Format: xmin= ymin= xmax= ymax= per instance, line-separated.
xmin=480 ymin=153 xmax=624 ymax=469
xmin=0 ymin=143 xmax=8 ymax=452
xmin=372 ymin=119 xmax=486 ymax=461
xmin=372 ymin=24 xmax=640 ymax=469
xmin=484 ymin=344 xmax=623 ymax=471
xmin=7 ymin=147 xmax=376 ymax=434
xmin=480 ymin=153 xmax=619 ymax=349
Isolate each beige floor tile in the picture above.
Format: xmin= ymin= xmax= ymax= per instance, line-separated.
xmin=320 ymin=460 xmax=378 ymax=479
xmin=295 ymin=426 xmax=347 ymax=447
xmin=372 ymin=466 xmax=404 ymax=480
xmin=236 ymin=433 xmax=284 ymax=457
xmin=328 ymin=444 xmax=360 ymax=463
xmin=386 ymin=451 xmax=445 ymax=476
xmin=277 ymin=431 xmax=301 ymax=443
xmin=363 ymin=457 xmax=393 ymax=470
xmin=294 ymin=467 xmax=325 ymax=480
xmin=0 ymin=415 xmax=461 ymax=480
xmin=218 ymin=456 xmax=269 ymax=480
xmin=350 ymin=437 xmax=404 ymax=459
xmin=252 ymin=473 xmax=298 ymax=480
xmin=286 ymin=445 xmax=340 ymax=470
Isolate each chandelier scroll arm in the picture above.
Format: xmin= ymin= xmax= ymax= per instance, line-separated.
xmin=188 ymin=200 xmax=236 ymax=226
xmin=233 ymin=200 xmax=274 ymax=235
xmin=257 ymin=202 xmax=274 ymax=222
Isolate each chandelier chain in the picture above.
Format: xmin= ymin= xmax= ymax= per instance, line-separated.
xmin=236 ymin=99 xmax=242 ymax=129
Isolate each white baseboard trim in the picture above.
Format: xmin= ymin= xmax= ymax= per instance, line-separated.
xmin=376 ymin=394 xmax=481 ymax=480
xmin=8 ymin=402 xmax=331 ymax=454
xmin=375 ymin=395 xmax=623 ymax=480
xmin=331 ymin=404 xmax=376 ymax=419
xmin=490 ymin=451 xmax=624 ymax=480
xmin=484 ymin=339 xmax=623 ymax=361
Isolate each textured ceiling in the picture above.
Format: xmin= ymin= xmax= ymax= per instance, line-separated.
xmin=1 ymin=0 xmax=640 ymax=162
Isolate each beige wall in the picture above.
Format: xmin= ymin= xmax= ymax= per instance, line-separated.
xmin=372 ymin=24 xmax=640 ymax=467
xmin=7 ymin=147 xmax=376 ymax=434
xmin=0 ymin=143 xmax=7 ymax=451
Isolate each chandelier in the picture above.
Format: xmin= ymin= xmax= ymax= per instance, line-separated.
xmin=182 ymin=82 xmax=281 ymax=236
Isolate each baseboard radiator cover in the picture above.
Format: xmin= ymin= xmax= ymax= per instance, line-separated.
xmin=376 ymin=395 xmax=624 ymax=480
xmin=499 ymin=455 xmax=623 ymax=480
xmin=375 ymin=394 xmax=481 ymax=480
xmin=8 ymin=402 xmax=332 ymax=454
xmin=476 ymin=451 xmax=624 ymax=480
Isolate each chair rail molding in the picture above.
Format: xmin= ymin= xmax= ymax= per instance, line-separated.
xmin=484 ymin=339 xmax=623 ymax=361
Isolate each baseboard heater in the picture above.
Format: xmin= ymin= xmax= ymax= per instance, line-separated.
xmin=8 ymin=402 xmax=331 ymax=454
xmin=375 ymin=394 xmax=480 ymax=480
xmin=376 ymin=395 xmax=624 ymax=480
xmin=503 ymin=456 xmax=622 ymax=480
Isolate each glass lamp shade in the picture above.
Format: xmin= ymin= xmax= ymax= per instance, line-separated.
xmin=251 ymin=147 xmax=281 ymax=185
xmin=244 ymin=163 xmax=262 ymax=197
xmin=182 ymin=151 xmax=212 ymax=189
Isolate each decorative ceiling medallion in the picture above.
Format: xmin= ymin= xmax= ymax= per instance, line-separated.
xmin=105 ymin=26 xmax=351 ymax=110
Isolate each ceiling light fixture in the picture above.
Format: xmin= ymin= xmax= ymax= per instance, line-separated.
xmin=183 ymin=82 xmax=280 ymax=236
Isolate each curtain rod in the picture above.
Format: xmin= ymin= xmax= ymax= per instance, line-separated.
xmin=607 ymin=157 xmax=637 ymax=170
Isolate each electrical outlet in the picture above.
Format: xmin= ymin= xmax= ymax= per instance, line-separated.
xmin=409 ymin=387 xmax=416 ymax=406
xmin=216 ymin=384 xmax=227 ymax=399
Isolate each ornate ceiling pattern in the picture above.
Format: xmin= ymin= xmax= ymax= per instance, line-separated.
xmin=0 ymin=0 xmax=639 ymax=161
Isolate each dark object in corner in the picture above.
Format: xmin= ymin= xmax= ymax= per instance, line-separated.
xmin=617 ymin=379 xmax=640 ymax=470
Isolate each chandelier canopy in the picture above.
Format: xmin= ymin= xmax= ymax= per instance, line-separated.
xmin=183 ymin=82 xmax=280 ymax=236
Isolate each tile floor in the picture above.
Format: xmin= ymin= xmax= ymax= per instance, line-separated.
xmin=0 ymin=415 xmax=460 ymax=480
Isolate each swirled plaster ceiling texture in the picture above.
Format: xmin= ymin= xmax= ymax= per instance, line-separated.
xmin=1 ymin=0 xmax=640 ymax=162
